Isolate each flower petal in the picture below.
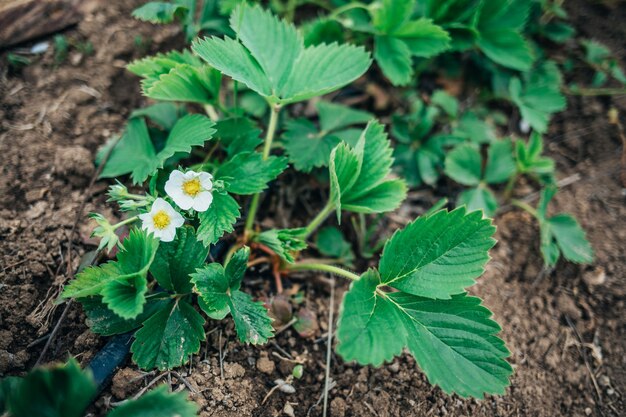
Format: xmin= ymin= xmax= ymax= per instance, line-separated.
xmin=160 ymin=226 xmax=177 ymax=242
xmin=171 ymin=193 xmax=194 ymax=210
xmin=191 ymin=191 xmax=213 ymax=212
xmin=199 ymin=172 xmax=213 ymax=190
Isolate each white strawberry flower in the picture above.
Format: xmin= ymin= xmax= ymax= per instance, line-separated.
xmin=164 ymin=170 xmax=214 ymax=212
xmin=139 ymin=198 xmax=184 ymax=242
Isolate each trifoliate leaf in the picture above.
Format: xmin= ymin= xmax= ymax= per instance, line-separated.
xmin=132 ymin=114 xmax=216 ymax=184
xmin=484 ymin=138 xmax=515 ymax=184
xmin=216 ymin=151 xmax=288 ymax=195
xmin=374 ymin=35 xmax=413 ymax=86
xmin=336 ymin=270 xmax=512 ymax=398
xmin=509 ymin=61 xmax=566 ymax=133
xmin=192 ymin=248 xmax=274 ymax=343
xmin=62 ymin=229 xmax=159 ymax=299
xmin=256 ymin=228 xmax=308 ymax=263
xmin=3 ymin=359 xmax=96 ymax=417
xmin=515 ymin=133 xmax=555 ymax=176
xmin=131 ymin=299 xmax=206 ymax=370
xmin=544 ymin=214 xmax=594 ymax=265
xmin=193 ymin=4 xmax=371 ymax=105
xmin=101 ymin=275 xmax=148 ymax=320
xmin=150 ymin=227 xmax=208 ymax=294
xmin=196 ymin=192 xmax=240 ymax=246
xmin=132 ymin=2 xmax=188 ymax=24
xmin=329 ymin=121 xmax=407 ymax=219
xmin=82 ymin=297 xmax=168 ymax=336
xmin=444 ymin=143 xmax=482 ymax=186
xmin=373 ymin=0 xmax=413 ymax=33
xmin=108 ymin=385 xmax=198 ymax=417
xmin=378 ymin=207 xmax=496 ymax=299
xmin=457 ymin=186 xmax=499 ymax=217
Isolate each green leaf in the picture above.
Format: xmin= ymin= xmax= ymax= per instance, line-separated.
xmin=453 ymin=112 xmax=496 ymax=143
xmin=431 ymin=90 xmax=459 ymax=118
xmin=130 ymin=103 xmax=185 ymax=131
xmin=378 ymin=207 xmax=496 ymax=299
xmin=373 ymin=0 xmax=413 ymax=33
xmin=216 ymin=151 xmax=288 ymax=194
xmin=132 ymin=114 xmax=216 ymax=184
xmin=330 ymin=121 xmax=407 ymax=218
xmin=62 ymin=229 xmax=159 ymax=299
xmin=228 ymin=291 xmax=275 ymax=344
xmin=283 ymin=103 xmax=372 ymax=172
xmin=444 ymin=143 xmax=482 ymax=186
xmin=150 ymin=227 xmax=208 ymax=294
xmin=132 ymin=2 xmax=188 ymax=24
xmin=131 ymin=299 xmax=206 ymax=370
xmin=374 ymin=35 xmax=413 ymax=86
xmin=101 ymin=275 xmax=148 ymax=320
xmin=547 ymin=214 xmax=594 ymax=264
xmin=194 ymin=4 xmax=371 ymax=105
xmin=315 ymin=226 xmax=354 ymax=265
xmin=457 ymin=186 xmax=499 ymax=217
xmin=192 ymin=248 xmax=274 ymax=343
xmin=214 ymin=117 xmax=262 ymax=156
xmin=196 ymin=192 xmax=241 ymax=246
xmin=3 ymin=359 xmax=96 ymax=417
xmin=509 ymin=61 xmax=566 ymax=133
xmin=142 ymin=64 xmax=221 ymax=104
xmin=515 ymin=133 xmax=555 ymax=176
xmin=99 ymin=117 xmax=155 ymax=179
xmin=82 ymin=297 xmax=168 ymax=336
xmin=394 ymin=18 xmax=451 ymax=57
xmin=279 ymin=42 xmax=372 ymax=104
xmin=484 ymin=138 xmax=515 ymax=184
xmin=192 ymin=36 xmax=272 ymax=96
xmin=283 ymin=119 xmax=340 ymax=172
xmin=317 ymin=101 xmax=373 ymax=132
xmin=336 ymin=270 xmax=512 ymax=398
xmin=108 ymin=386 xmax=198 ymax=417
xmin=256 ymin=228 xmax=307 ymax=263
xmin=230 ymin=3 xmax=303 ymax=91
xmin=477 ymin=29 xmax=533 ymax=71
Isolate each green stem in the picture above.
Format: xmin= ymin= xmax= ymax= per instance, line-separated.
xmin=203 ymin=104 xmax=219 ymax=121
xmin=244 ymin=105 xmax=282 ymax=237
xmin=328 ymin=1 xmax=371 ymax=20
xmin=112 ymin=215 xmax=139 ymax=230
xmin=503 ymin=173 xmax=519 ymax=202
xmin=511 ymin=199 xmax=539 ymax=219
xmin=302 ymin=201 xmax=335 ymax=240
xmin=287 ymin=262 xmax=360 ymax=281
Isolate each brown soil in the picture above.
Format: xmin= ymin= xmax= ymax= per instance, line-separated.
xmin=1 ymin=1 xmax=624 ymax=416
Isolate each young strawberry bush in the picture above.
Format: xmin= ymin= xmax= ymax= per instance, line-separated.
xmin=10 ymin=0 xmax=616 ymax=413
xmin=57 ymin=2 xmax=515 ymax=401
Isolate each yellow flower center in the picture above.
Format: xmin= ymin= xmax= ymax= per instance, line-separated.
xmin=182 ymin=178 xmax=202 ymax=197
xmin=152 ymin=210 xmax=171 ymax=230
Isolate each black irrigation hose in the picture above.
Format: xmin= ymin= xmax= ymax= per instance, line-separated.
xmin=85 ymin=240 xmax=230 ymax=393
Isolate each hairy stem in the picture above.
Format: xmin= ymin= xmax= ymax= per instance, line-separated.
xmin=503 ymin=173 xmax=519 ymax=202
xmin=287 ymin=261 xmax=360 ymax=281
xmin=112 ymin=216 xmax=139 ymax=230
xmin=510 ymin=199 xmax=539 ymax=219
xmin=244 ymin=105 xmax=282 ymax=238
xmin=302 ymin=201 xmax=335 ymax=240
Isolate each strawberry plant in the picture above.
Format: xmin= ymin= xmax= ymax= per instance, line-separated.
xmin=0 ymin=360 xmax=196 ymax=417
xmin=56 ymin=3 xmax=520 ymax=399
